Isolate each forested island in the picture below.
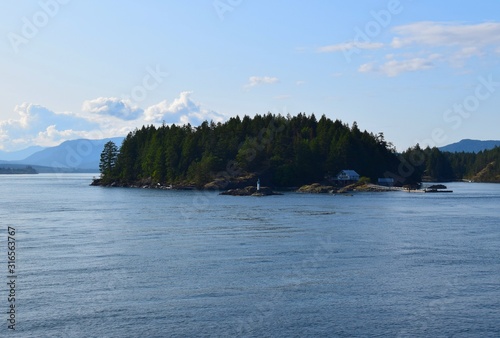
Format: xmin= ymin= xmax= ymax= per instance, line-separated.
xmin=0 ymin=166 xmax=38 ymax=175
xmin=93 ymin=113 xmax=500 ymax=190
xmin=402 ymin=144 xmax=500 ymax=183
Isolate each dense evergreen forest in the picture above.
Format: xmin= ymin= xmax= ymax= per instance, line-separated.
xmin=401 ymin=144 xmax=500 ymax=183
xmin=98 ymin=113 xmax=500 ymax=188
xmin=99 ymin=113 xmax=401 ymax=188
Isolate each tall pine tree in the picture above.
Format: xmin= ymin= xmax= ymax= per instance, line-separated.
xmin=99 ymin=141 xmax=118 ymax=180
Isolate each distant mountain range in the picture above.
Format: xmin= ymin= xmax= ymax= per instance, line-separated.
xmin=439 ymin=139 xmax=500 ymax=153
xmin=0 ymin=137 xmax=124 ymax=173
xmin=0 ymin=146 xmax=46 ymax=161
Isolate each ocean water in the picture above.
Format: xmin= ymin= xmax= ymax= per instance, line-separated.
xmin=1 ymin=174 xmax=499 ymax=337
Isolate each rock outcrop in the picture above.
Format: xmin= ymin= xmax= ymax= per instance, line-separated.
xmin=297 ymin=183 xmax=335 ymax=194
xmin=219 ymin=186 xmax=282 ymax=196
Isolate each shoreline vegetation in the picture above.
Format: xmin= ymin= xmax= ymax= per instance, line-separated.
xmin=0 ymin=166 xmax=38 ymax=175
xmin=90 ymin=177 xmax=451 ymax=196
xmin=91 ymin=113 xmax=500 ymax=193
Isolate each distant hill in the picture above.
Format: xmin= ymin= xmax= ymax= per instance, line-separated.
xmin=3 ymin=137 xmax=124 ymax=172
xmin=439 ymin=139 xmax=500 ymax=153
xmin=0 ymin=146 xmax=46 ymax=161
xmin=0 ymin=163 xmax=94 ymax=174
xmin=0 ymin=165 xmax=37 ymax=174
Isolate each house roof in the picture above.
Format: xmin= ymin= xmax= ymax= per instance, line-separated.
xmin=339 ymin=170 xmax=359 ymax=176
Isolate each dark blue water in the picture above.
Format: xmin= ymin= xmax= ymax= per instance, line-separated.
xmin=1 ymin=174 xmax=499 ymax=337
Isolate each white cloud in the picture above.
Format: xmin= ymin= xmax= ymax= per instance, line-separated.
xmin=33 ymin=125 xmax=93 ymax=147
xmin=318 ymin=42 xmax=384 ymax=53
xmin=358 ymin=63 xmax=376 ymax=74
xmin=334 ymin=21 xmax=500 ymax=77
xmin=144 ymin=91 xmax=226 ymax=125
xmin=390 ymin=22 xmax=500 ymax=68
xmin=391 ymin=21 xmax=500 ymax=49
xmin=359 ymin=58 xmax=434 ymax=77
xmin=245 ymin=76 xmax=279 ymax=89
xmin=381 ymin=58 xmax=434 ymax=77
xmin=82 ymin=97 xmax=143 ymax=121
xmin=449 ymin=47 xmax=483 ymax=67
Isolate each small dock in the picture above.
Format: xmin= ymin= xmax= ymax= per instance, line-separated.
xmin=423 ymin=189 xmax=453 ymax=193
xmin=423 ymin=184 xmax=453 ymax=193
xmin=402 ymin=184 xmax=453 ymax=193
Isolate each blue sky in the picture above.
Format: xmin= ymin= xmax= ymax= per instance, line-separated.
xmin=1 ymin=0 xmax=500 ymax=152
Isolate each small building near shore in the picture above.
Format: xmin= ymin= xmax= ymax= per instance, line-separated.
xmin=336 ymin=170 xmax=360 ymax=182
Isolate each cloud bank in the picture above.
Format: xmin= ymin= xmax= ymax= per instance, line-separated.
xmin=359 ymin=56 xmax=437 ymax=77
xmin=390 ymin=21 xmax=500 ymax=49
xmin=0 ymin=93 xmax=227 ymax=151
xmin=0 ymin=103 xmax=99 ymax=150
xmin=82 ymin=97 xmax=143 ymax=121
xmin=144 ymin=91 xmax=226 ymax=125
xmin=319 ymin=21 xmax=500 ymax=76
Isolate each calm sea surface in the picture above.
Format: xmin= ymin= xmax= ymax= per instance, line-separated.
xmin=1 ymin=174 xmax=499 ymax=337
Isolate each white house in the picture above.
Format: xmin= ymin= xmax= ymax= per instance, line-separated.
xmin=336 ymin=170 xmax=360 ymax=182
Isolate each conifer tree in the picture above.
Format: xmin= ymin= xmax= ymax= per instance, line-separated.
xmin=99 ymin=141 xmax=118 ymax=180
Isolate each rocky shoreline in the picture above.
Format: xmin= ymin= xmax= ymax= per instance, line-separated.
xmin=297 ymin=183 xmax=336 ymax=194
xmin=296 ymin=182 xmax=401 ymax=194
xmin=91 ymin=173 xmax=261 ymax=190
xmin=90 ymin=178 xmax=182 ymax=189
xmin=91 ymin=178 xmax=403 ymax=195
xmin=219 ymin=186 xmax=282 ymax=196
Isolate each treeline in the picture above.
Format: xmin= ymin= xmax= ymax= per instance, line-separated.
xmin=0 ymin=166 xmax=38 ymax=175
xmin=100 ymin=113 xmax=402 ymax=187
xmin=400 ymin=145 xmax=500 ymax=183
